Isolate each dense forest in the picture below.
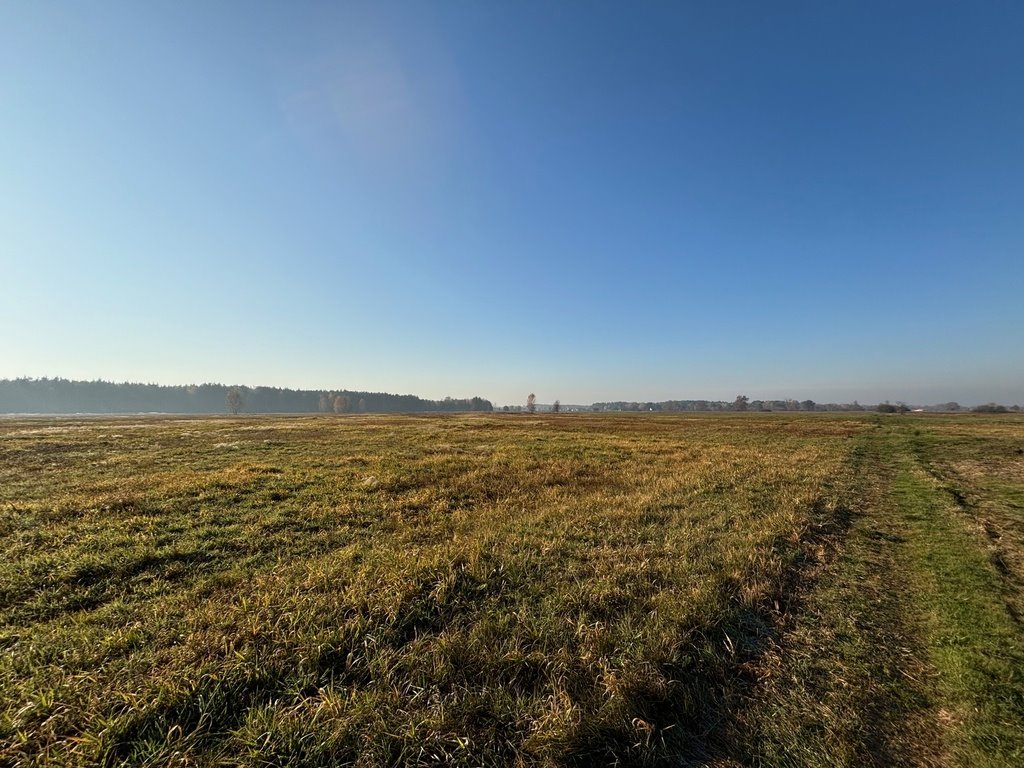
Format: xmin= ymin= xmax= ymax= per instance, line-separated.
xmin=0 ymin=378 xmax=493 ymax=414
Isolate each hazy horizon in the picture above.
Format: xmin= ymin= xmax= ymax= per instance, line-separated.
xmin=2 ymin=374 xmax=1017 ymax=410
xmin=3 ymin=3 xmax=1022 ymax=407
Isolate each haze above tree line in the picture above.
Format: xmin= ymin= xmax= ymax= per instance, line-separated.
xmin=1 ymin=378 xmax=1018 ymax=416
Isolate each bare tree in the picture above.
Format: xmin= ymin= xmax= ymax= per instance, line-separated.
xmin=226 ymin=388 xmax=244 ymax=415
xmin=552 ymin=399 xmax=560 ymax=413
xmin=333 ymin=394 xmax=349 ymax=414
xmin=527 ymin=393 xmax=536 ymax=413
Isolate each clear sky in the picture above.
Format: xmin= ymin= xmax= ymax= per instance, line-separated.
xmin=3 ymin=2 xmax=1022 ymax=406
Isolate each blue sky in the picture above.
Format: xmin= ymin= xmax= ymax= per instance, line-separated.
xmin=3 ymin=2 xmax=1022 ymax=405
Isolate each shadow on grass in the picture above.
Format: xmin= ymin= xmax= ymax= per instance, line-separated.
xmin=558 ymin=501 xmax=858 ymax=767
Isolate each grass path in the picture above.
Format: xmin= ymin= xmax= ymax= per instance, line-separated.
xmin=897 ymin=424 xmax=1024 ymax=764
xmin=747 ymin=419 xmax=1024 ymax=766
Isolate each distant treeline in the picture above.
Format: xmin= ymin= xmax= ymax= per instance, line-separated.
xmin=589 ymin=398 xmax=1021 ymax=413
xmin=591 ymin=398 xmax=834 ymax=412
xmin=0 ymin=378 xmax=493 ymax=414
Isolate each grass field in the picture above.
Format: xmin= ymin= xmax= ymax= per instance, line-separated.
xmin=1 ymin=413 xmax=1022 ymax=766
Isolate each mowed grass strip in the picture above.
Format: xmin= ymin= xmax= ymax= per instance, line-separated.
xmin=0 ymin=414 xmax=857 ymax=766
xmin=903 ymin=419 xmax=1024 ymax=764
xmin=742 ymin=416 xmax=1024 ymax=768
